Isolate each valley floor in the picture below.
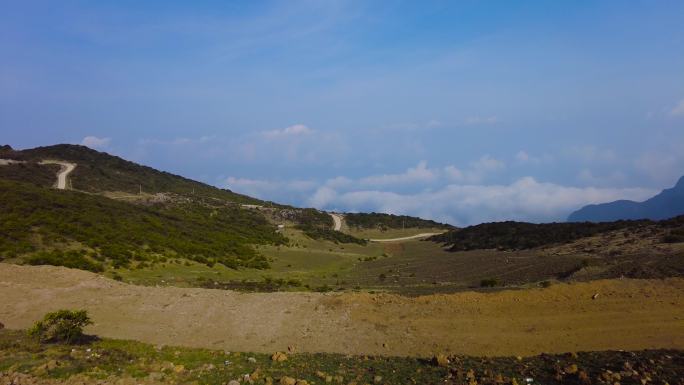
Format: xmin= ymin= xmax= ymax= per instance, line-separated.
xmin=1 ymin=263 xmax=682 ymax=358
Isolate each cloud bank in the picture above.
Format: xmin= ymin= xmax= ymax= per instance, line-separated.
xmin=224 ymin=161 xmax=656 ymax=226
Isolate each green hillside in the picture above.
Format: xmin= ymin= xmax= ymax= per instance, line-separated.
xmin=345 ymin=212 xmax=453 ymax=230
xmin=0 ymin=179 xmax=285 ymax=270
xmin=0 ymin=144 xmax=262 ymax=204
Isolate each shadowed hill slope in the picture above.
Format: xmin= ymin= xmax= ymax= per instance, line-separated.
xmin=568 ymin=176 xmax=684 ymax=222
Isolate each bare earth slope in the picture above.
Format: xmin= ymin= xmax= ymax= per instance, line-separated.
xmin=1 ymin=263 xmax=682 ymax=357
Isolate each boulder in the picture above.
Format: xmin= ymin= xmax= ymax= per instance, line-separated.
xmin=272 ymin=352 xmax=288 ymax=362
xmin=373 ymin=375 xmax=383 ymax=384
xmin=564 ymin=364 xmax=578 ymax=374
xmin=280 ymin=376 xmax=296 ymax=385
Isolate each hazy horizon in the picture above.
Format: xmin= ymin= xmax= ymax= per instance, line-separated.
xmin=2 ymin=1 xmax=683 ymax=225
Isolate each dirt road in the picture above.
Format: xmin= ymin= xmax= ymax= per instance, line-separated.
xmin=330 ymin=213 xmax=343 ymax=231
xmin=369 ymin=232 xmax=443 ymax=242
xmin=1 ymin=264 xmax=682 ymax=357
xmin=39 ymin=160 xmax=76 ymax=189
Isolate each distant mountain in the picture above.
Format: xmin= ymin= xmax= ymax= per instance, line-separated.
xmin=568 ymin=176 xmax=684 ymax=222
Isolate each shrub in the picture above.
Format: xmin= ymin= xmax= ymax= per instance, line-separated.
xmin=28 ymin=309 xmax=92 ymax=344
xmin=480 ymin=278 xmax=499 ymax=288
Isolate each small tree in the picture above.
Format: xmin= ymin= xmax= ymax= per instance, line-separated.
xmin=28 ymin=309 xmax=92 ymax=344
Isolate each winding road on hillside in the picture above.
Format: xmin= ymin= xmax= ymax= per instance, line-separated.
xmin=39 ymin=160 xmax=76 ymax=190
xmin=330 ymin=213 xmax=343 ymax=231
xmin=368 ymin=233 xmax=443 ymax=242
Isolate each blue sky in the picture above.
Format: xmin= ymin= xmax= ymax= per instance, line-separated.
xmin=2 ymin=0 xmax=684 ymax=225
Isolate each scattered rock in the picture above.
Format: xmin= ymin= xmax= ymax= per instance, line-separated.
xmin=248 ymin=357 xmax=257 ymax=363
xmin=592 ymin=293 xmax=600 ymax=300
xmin=325 ymin=375 xmax=333 ymax=383
xmin=315 ymin=371 xmax=327 ymax=379
xmin=373 ymin=375 xmax=382 ymax=384
xmin=272 ymin=352 xmax=288 ymax=362
xmin=251 ymin=368 xmax=261 ymax=380
xmin=287 ymin=345 xmax=297 ymax=353
xmin=295 ymin=380 xmax=309 ymax=385
xmin=173 ymin=364 xmax=185 ymax=374
xmin=565 ymin=364 xmax=578 ymax=374
xmin=433 ymin=354 xmax=449 ymax=367
xmin=280 ymin=376 xmax=296 ymax=385
xmin=228 ymin=380 xmax=240 ymax=385
xmin=148 ymin=372 xmax=164 ymax=381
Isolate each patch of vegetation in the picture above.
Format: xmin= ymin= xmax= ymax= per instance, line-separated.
xmin=0 ymin=180 xmax=285 ymax=269
xmin=663 ymin=226 xmax=684 ymax=243
xmin=27 ymin=310 xmax=92 ymax=344
xmin=345 ymin=212 xmax=453 ymax=230
xmin=1 ymin=328 xmax=682 ymax=385
xmin=27 ymin=250 xmax=104 ymax=273
xmin=197 ymin=276 xmax=304 ymax=292
xmin=479 ymin=278 xmax=499 ymax=288
xmin=298 ymin=226 xmax=367 ymax=245
xmin=430 ymin=219 xmax=663 ymax=251
xmin=0 ymin=161 xmax=61 ymax=187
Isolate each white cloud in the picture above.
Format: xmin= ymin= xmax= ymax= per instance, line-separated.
xmin=81 ymin=136 xmax=111 ymax=149
xmin=670 ymin=99 xmax=684 ymax=116
xmin=358 ymin=161 xmax=437 ymax=187
xmin=224 ymin=176 xmax=317 ymax=201
xmin=306 ymin=177 xmax=657 ymax=226
xmin=262 ymin=124 xmax=313 ymax=138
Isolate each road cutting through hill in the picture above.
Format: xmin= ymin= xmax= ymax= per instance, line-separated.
xmin=0 ymin=263 xmax=682 ymax=357
xmin=39 ymin=160 xmax=76 ymax=189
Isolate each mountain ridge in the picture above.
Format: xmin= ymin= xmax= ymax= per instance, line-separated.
xmin=568 ymin=175 xmax=684 ymax=222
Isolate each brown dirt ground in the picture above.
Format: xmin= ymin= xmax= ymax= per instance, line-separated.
xmin=1 ymin=263 xmax=682 ymax=358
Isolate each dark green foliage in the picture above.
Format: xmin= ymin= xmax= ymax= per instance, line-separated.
xmin=345 ymin=212 xmax=453 ymax=230
xmin=0 ymin=180 xmax=284 ymax=269
xmin=1 ymin=144 xmax=262 ymax=204
xmin=662 ymin=226 xmax=684 ymax=243
xmin=429 ymin=218 xmax=680 ymax=251
xmin=293 ymin=208 xmax=334 ymax=228
xmin=27 ymin=250 xmax=104 ymax=273
xmin=298 ymin=226 xmax=367 ymax=245
xmin=291 ymin=208 xmax=367 ymax=244
xmin=480 ymin=278 xmax=498 ymax=287
xmin=0 ymin=162 xmax=61 ymax=187
xmin=27 ymin=310 xmax=92 ymax=344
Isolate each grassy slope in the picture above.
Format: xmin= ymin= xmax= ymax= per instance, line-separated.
xmin=1 ymin=329 xmax=682 ymax=385
xmin=0 ymin=144 xmax=262 ymax=204
xmin=0 ymin=180 xmax=284 ymax=269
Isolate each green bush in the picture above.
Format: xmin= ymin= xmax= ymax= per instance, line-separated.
xmin=28 ymin=309 xmax=92 ymax=344
xmin=26 ymin=250 xmax=104 ymax=272
xmin=480 ymin=278 xmax=498 ymax=288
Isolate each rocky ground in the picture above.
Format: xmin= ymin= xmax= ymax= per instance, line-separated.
xmin=1 ymin=329 xmax=683 ymax=385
